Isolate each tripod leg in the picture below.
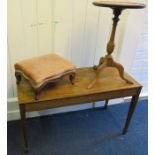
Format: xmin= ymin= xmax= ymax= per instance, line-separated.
xmin=87 ymin=78 xmax=97 ymax=89
xmin=88 ymin=61 xmax=107 ymax=89
xmin=93 ymin=57 xmax=105 ymax=70
xmin=112 ymin=61 xmax=133 ymax=84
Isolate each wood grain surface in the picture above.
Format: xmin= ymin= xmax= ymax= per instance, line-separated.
xmin=93 ymin=1 xmax=146 ymax=9
xmin=17 ymin=67 xmax=141 ymax=105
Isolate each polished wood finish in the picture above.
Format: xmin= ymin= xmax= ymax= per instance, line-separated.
xmin=17 ymin=67 xmax=141 ymax=104
xmin=19 ymin=105 xmax=29 ymax=153
xmin=123 ymin=87 xmax=141 ymax=134
xmin=93 ymin=1 xmax=146 ymax=9
xmin=17 ymin=67 xmax=142 ymax=151
xmin=15 ymin=71 xmax=76 ymax=100
xmin=88 ymin=1 xmax=146 ymax=88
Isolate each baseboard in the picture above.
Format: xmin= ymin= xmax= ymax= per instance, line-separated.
xmin=7 ymin=93 xmax=147 ymax=121
xmin=124 ymin=93 xmax=148 ymax=102
xmin=7 ymin=99 xmax=94 ymax=121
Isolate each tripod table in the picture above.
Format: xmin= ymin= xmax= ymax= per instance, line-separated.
xmin=88 ymin=1 xmax=146 ymax=88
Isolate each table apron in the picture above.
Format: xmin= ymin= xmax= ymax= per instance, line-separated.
xmin=24 ymin=87 xmax=140 ymax=112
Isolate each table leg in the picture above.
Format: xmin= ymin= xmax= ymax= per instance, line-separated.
xmin=103 ymin=100 xmax=109 ymax=110
xmin=19 ymin=104 xmax=29 ymax=152
xmin=122 ymin=88 xmax=142 ymax=134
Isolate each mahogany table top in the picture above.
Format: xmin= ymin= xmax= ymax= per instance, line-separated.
xmin=17 ymin=67 xmax=141 ymax=105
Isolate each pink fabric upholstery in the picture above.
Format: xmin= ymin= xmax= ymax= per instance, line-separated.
xmin=15 ymin=54 xmax=76 ymax=88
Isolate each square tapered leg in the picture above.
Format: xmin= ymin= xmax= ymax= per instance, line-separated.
xmin=19 ymin=105 xmax=29 ymax=153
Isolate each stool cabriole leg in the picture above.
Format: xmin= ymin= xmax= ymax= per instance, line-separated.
xmin=15 ymin=72 xmax=22 ymax=84
xmin=69 ymin=73 xmax=76 ymax=85
xmin=34 ymin=89 xmax=41 ymax=100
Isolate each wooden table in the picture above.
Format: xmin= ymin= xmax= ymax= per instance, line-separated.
xmin=17 ymin=67 xmax=142 ymax=152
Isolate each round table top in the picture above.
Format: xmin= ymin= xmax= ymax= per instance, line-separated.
xmin=93 ymin=1 xmax=146 ymax=9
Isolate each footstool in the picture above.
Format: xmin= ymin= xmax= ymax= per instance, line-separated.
xmin=15 ymin=54 xmax=76 ymax=99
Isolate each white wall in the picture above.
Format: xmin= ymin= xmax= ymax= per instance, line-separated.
xmin=7 ymin=0 xmax=147 ymax=121
xmin=131 ymin=15 xmax=148 ymax=94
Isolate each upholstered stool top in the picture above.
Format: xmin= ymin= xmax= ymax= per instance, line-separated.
xmin=15 ymin=54 xmax=76 ymax=89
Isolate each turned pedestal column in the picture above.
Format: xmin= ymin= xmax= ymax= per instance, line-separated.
xmin=88 ymin=1 xmax=146 ymax=89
